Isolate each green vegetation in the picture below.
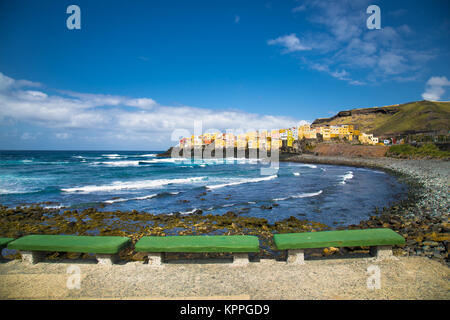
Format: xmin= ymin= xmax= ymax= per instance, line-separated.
xmin=387 ymin=143 xmax=450 ymax=159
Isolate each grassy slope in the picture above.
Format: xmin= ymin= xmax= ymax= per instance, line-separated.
xmin=317 ymin=101 xmax=450 ymax=136
xmin=387 ymin=143 xmax=450 ymax=159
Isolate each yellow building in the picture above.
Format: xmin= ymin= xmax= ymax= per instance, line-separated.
xmin=271 ymin=138 xmax=282 ymax=149
xmin=214 ymin=138 xmax=225 ymax=148
xmin=298 ymin=125 xmax=317 ymax=139
xmin=330 ymin=126 xmax=339 ymax=138
xmin=287 ymin=136 xmax=294 ymax=147
xmin=193 ymin=135 xmax=203 ymax=147
xmin=359 ymin=133 xmax=378 ymax=145
xmin=224 ymin=133 xmax=235 ymax=148
xmin=319 ymin=127 xmax=331 ymax=141
xmin=177 ymin=124 xmax=379 ymax=150
xmin=248 ymin=139 xmax=258 ymax=149
xmin=237 ymin=134 xmax=247 ymax=149
xmin=270 ymin=129 xmax=280 ymax=140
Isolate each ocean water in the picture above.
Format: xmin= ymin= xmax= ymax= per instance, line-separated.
xmin=0 ymin=150 xmax=407 ymax=226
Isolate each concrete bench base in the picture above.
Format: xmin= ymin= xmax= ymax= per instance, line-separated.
xmin=21 ymin=251 xmax=46 ymax=264
xmin=286 ymin=249 xmax=305 ymax=265
xmin=370 ymin=245 xmax=397 ymax=260
xmin=286 ymin=246 xmax=396 ymax=264
xmin=232 ymin=253 xmax=249 ymax=266
xmin=145 ymin=252 xmax=250 ymax=267
xmin=20 ymin=251 xmax=119 ymax=265
xmin=96 ymin=254 xmax=118 ymax=265
xmin=147 ymin=253 xmax=163 ymax=267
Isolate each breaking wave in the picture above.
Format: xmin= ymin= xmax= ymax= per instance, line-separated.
xmin=103 ymin=191 xmax=181 ymax=204
xmin=273 ymin=190 xmax=323 ymax=201
xmin=93 ymin=160 xmax=141 ymax=167
xmin=340 ymin=171 xmax=354 ymax=185
xmin=206 ymin=175 xmax=277 ymax=190
xmin=62 ymin=177 xmax=206 ymax=193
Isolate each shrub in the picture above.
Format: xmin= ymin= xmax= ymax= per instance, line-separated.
xmin=387 ymin=143 xmax=450 ymax=159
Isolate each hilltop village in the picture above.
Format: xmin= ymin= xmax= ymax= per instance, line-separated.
xmin=178 ymin=124 xmax=381 ymax=150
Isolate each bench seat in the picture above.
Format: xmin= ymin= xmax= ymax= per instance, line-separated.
xmin=7 ymin=235 xmax=131 ymax=265
xmin=274 ymin=228 xmax=405 ymax=264
xmin=135 ymin=235 xmax=260 ymax=266
xmin=0 ymin=238 xmax=14 ymax=249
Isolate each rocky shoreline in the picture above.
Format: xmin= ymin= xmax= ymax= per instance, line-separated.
xmin=0 ymin=155 xmax=448 ymax=266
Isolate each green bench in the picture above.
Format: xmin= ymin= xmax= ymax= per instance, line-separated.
xmin=0 ymin=238 xmax=14 ymax=259
xmin=273 ymin=228 xmax=405 ymax=264
xmin=135 ymin=235 xmax=260 ymax=266
xmin=0 ymin=237 xmax=14 ymax=249
xmin=7 ymin=235 xmax=131 ymax=265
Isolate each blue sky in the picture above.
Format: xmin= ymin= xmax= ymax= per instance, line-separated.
xmin=0 ymin=0 xmax=449 ymax=150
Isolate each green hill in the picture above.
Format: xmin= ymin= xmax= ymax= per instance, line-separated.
xmin=312 ymin=100 xmax=450 ymax=138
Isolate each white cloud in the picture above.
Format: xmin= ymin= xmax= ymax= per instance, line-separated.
xmin=0 ymin=73 xmax=15 ymax=91
xmin=55 ymin=132 xmax=71 ymax=139
xmin=267 ymin=33 xmax=311 ymax=53
xmin=21 ymin=132 xmax=36 ymax=140
xmin=292 ymin=4 xmax=307 ymax=13
xmin=422 ymin=76 xmax=450 ymax=101
xmin=268 ymin=0 xmax=434 ymax=85
xmin=125 ymin=98 xmax=157 ymax=109
xmin=0 ymin=72 xmax=307 ymax=147
xmin=0 ymin=73 xmax=41 ymax=92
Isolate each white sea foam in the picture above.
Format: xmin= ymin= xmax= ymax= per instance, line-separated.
xmin=206 ymin=175 xmax=277 ymax=190
xmin=273 ymin=190 xmax=323 ymax=201
xmin=104 ymin=198 xmax=128 ymax=204
xmin=180 ymin=208 xmax=200 ymax=215
xmin=298 ymin=164 xmax=317 ymax=169
xmin=141 ymin=154 xmax=157 ymax=157
xmin=96 ymin=160 xmax=141 ymax=167
xmin=62 ymin=177 xmax=207 ymax=193
xmin=104 ymin=193 xmax=159 ymax=204
xmin=103 ymin=191 xmax=181 ymax=204
xmin=139 ymin=158 xmax=189 ymax=164
xmin=0 ymin=188 xmax=29 ymax=195
xmin=340 ymin=171 xmax=354 ymax=185
xmin=293 ymin=172 xmax=300 ymax=176
xmin=357 ymin=168 xmax=385 ymax=174
xmin=43 ymin=205 xmax=64 ymax=209
xmin=102 ymin=154 xmax=121 ymax=157
xmin=0 ymin=184 xmax=43 ymax=194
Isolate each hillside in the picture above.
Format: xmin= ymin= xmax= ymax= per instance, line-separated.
xmin=312 ymin=100 xmax=450 ymax=138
